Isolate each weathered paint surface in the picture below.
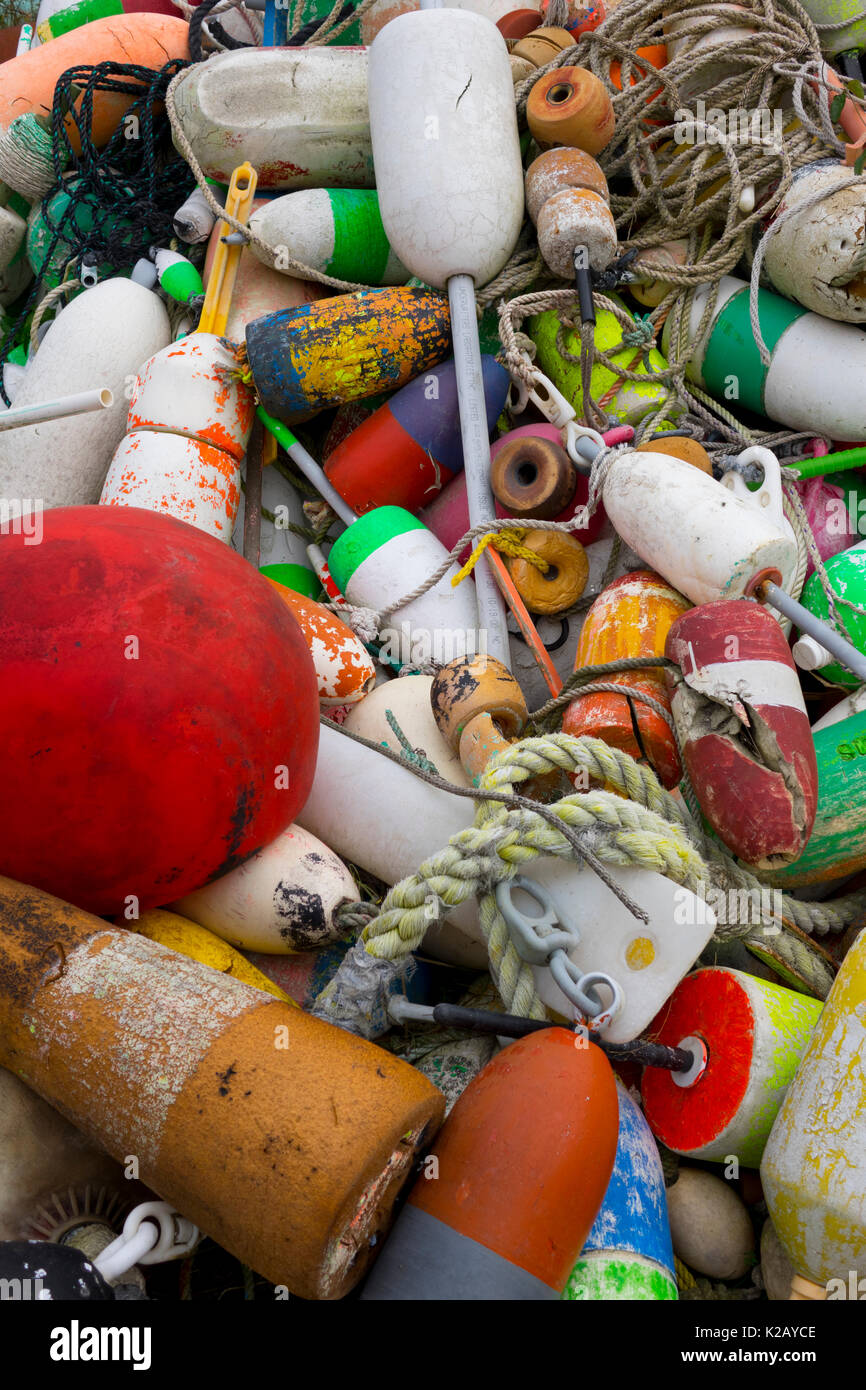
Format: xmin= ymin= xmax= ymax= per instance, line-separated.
xmin=530 ymin=305 xmax=674 ymax=424
xmin=563 ymin=570 xmax=689 ymax=789
xmin=126 ymin=908 xmax=294 ymax=1002
xmin=763 ymin=707 xmax=866 ymax=887
xmin=643 ymin=967 xmax=823 ymax=1165
xmin=171 ymin=47 xmax=374 ymax=190
xmin=761 ymin=929 xmax=866 ymax=1284
xmin=765 ymin=161 xmax=866 ymax=322
xmin=172 ymin=823 xmax=357 ymax=955
xmin=266 ymin=577 xmax=375 ymax=707
xmin=0 ymin=876 xmax=444 ymax=1300
xmin=245 ymin=288 xmax=451 ymax=422
xmin=563 ymin=1082 xmax=675 ymax=1299
xmin=666 ymin=601 xmax=818 ymax=869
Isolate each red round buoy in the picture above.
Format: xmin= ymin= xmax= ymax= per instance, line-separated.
xmin=0 ymin=507 xmax=319 ymax=914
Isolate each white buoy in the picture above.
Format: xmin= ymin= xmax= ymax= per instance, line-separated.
xmin=171 ymin=48 xmax=374 ymax=190
xmin=0 ymin=278 xmax=170 ymax=509
xmin=342 ymin=674 xmax=471 ymax=787
xmin=99 ymin=333 xmax=254 ymax=542
xmin=368 ymin=5 xmax=524 ymax=669
xmin=763 ymin=161 xmax=866 ymax=323
xmin=298 ymin=724 xmax=714 ymax=1037
xmin=663 ymin=273 xmax=866 ymax=439
xmin=171 ymin=824 xmax=357 ymax=955
xmin=602 ymin=447 xmax=798 ymax=605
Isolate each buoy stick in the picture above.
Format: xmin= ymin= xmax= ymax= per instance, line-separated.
xmin=198 ymin=162 xmax=257 ymax=337
xmin=448 ymin=272 xmax=513 ymax=669
xmin=243 ymin=416 xmax=264 ymax=567
xmin=257 ymin=407 xmax=359 ymax=527
xmin=0 ymin=386 xmax=112 ymax=430
xmin=486 ymin=546 xmax=563 ymax=698
xmin=388 ymin=995 xmax=693 ymax=1068
xmin=759 ymin=579 xmax=866 ymax=682
xmin=785 ymin=445 xmax=866 ymax=480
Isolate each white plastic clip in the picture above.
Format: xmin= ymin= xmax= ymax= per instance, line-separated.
xmin=507 ymin=366 xmax=605 ymax=467
xmin=93 ymin=1200 xmax=200 ymax=1283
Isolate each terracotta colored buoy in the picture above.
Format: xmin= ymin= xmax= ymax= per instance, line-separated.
xmin=490 ymin=434 xmax=577 ymax=518
xmin=0 ymin=507 xmax=320 ymax=915
xmin=526 ymin=65 xmax=615 ymax=155
xmin=636 ymin=435 xmax=713 ymax=474
xmin=0 ymin=875 xmax=445 ymax=1301
xmin=505 ymin=529 xmax=589 ymax=614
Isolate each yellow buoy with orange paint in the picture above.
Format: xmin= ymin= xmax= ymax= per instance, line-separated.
xmin=562 ymin=570 xmax=690 ymax=789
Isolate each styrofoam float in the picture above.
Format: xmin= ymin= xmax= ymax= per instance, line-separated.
xmin=100 ymin=333 xmax=254 ymax=541
xmin=172 ymin=824 xmax=357 ymax=954
xmin=171 ymin=47 xmax=374 ymax=191
xmin=0 ymin=279 xmax=170 ymax=508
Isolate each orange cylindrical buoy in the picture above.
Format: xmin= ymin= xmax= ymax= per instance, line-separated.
xmin=562 ymin=570 xmax=690 ymax=789
xmin=361 ymin=1029 xmax=619 ymax=1299
xmin=526 ymin=66 xmax=615 ymax=156
xmin=0 ymin=876 xmax=445 ymax=1301
xmin=0 ymin=15 xmax=189 ymax=156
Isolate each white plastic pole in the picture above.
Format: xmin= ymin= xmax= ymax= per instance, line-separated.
xmin=449 ymin=273 xmax=512 ymax=668
xmin=257 ymin=407 xmax=358 ymax=528
xmin=0 ymin=387 xmax=112 ymax=431
xmin=761 ymin=580 xmax=866 ymax=684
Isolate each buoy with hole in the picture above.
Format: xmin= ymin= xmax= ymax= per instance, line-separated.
xmin=642 ymin=967 xmax=823 ymax=1165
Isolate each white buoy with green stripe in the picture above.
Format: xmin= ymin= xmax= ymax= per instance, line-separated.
xmin=328 ymin=506 xmax=480 ymax=664
xmin=249 ymin=190 xmax=409 ymax=286
xmin=663 ymin=273 xmax=866 ymax=440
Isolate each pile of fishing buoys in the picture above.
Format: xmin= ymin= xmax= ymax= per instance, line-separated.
xmin=2 ymin=0 xmax=866 ymax=1331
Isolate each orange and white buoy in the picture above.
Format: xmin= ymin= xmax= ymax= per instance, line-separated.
xmin=265 ymin=574 xmax=376 ymax=707
xmin=99 ymin=333 xmax=254 ymax=541
xmin=0 ymin=874 xmax=444 ymax=1300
